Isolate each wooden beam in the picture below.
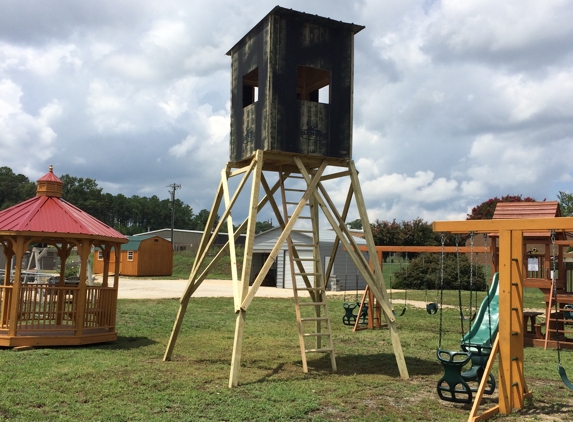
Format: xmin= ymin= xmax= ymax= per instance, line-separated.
xmin=358 ymin=245 xmax=490 ymax=254
xmin=349 ymin=160 xmax=409 ymax=380
xmin=222 ymin=167 xmax=240 ymax=309
xmin=229 ymin=310 xmax=247 ymax=387
xmin=468 ymin=336 xmax=500 ymax=421
xmin=433 ymin=217 xmax=573 ymax=233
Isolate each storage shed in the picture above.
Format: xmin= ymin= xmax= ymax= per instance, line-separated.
xmin=251 ymin=227 xmax=367 ymax=289
xmin=94 ymin=235 xmax=173 ymax=277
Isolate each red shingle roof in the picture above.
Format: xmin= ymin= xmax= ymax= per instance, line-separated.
xmin=492 ymin=201 xmax=561 ymax=219
xmin=492 ymin=201 xmax=563 ymax=239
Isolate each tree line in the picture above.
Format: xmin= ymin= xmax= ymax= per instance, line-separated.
xmin=3 ymin=165 xmax=572 ymax=243
xmin=1 ymin=167 xmax=223 ymax=235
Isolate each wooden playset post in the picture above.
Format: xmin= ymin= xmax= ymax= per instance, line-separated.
xmin=433 ymin=217 xmax=573 ymax=421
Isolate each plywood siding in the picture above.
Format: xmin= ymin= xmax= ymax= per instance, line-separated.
xmin=136 ymin=237 xmax=173 ymax=276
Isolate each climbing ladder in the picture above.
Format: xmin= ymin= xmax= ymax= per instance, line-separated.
xmin=280 ymin=171 xmax=337 ymax=373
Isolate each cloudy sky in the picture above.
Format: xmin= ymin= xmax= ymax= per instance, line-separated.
xmin=2 ymin=0 xmax=573 ymax=225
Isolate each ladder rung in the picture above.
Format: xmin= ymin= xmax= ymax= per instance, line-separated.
xmin=286 ymin=201 xmax=309 ymax=206
xmin=293 ymin=258 xmax=318 ymax=262
xmin=305 ymin=348 xmax=333 ymax=353
xmin=297 ymin=216 xmax=312 ymax=219
xmin=292 ymin=229 xmax=313 ymax=233
xmin=295 ymin=272 xmax=320 ymax=276
xmin=295 ymin=287 xmax=324 ymax=291
xmin=301 ymin=317 xmax=329 ymax=322
xmin=284 ymin=188 xmax=306 ymax=192
xmin=303 ymin=332 xmax=331 ymax=337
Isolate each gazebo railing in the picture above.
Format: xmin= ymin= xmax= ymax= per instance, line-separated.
xmin=0 ymin=284 xmax=117 ymax=333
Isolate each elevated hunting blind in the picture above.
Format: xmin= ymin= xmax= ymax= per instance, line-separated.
xmin=227 ymin=6 xmax=364 ymax=163
xmin=166 ymin=7 xmax=410 ymax=389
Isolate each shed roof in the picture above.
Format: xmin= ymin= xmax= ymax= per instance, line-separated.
xmin=492 ymin=201 xmax=561 ymax=219
xmin=0 ymin=166 xmax=127 ymax=242
xmin=120 ymin=235 xmax=169 ymax=251
xmin=492 ymin=201 xmax=564 ymax=239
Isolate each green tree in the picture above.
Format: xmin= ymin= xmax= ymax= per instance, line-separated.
xmin=371 ymin=218 xmax=445 ymax=258
xmin=401 ymin=218 xmax=438 ymax=247
xmin=191 ymin=209 xmax=214 ymax=231
xmin=255 ymin=220 xmax=274 ymax=234
xmin=557 ymin=191 xmax=573 ymax=217
xmin=347 ymin=219 xmax=363 ymax=230
xmin=60 ymin=174 xmax=104 ymax=219
xmin=0 ymin=167 xmax=36 ymax=210
xmin=371 ymin=219 xmax=403 ymax=247
xmin=467 ymin=194 xmax=536 ymax=220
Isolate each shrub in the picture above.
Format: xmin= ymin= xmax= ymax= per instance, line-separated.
xmin=393 ymin=253 xmax=487 ymax=291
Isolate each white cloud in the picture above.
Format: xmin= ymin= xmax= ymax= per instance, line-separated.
xmin=0 ymin=42 xmax=81 ymax=75
xmin=1 ymin=0 xmax=573 ymax=225
xmin=0 ymin=79 xmax=60 ymax=166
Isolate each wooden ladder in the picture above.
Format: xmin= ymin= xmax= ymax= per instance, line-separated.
xmin=280 ymin=172 xmax=337 ymax=373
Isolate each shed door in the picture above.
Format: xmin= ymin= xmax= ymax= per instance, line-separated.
xmin=283 ymin=249 xmax=315 ymax=289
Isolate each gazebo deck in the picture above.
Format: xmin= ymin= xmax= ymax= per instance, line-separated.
xmin=0 ymin=283 xmax=118 ymax=347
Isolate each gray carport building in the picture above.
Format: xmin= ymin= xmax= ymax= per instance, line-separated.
xmin=251 ymin=227 xmax=368 ymax=290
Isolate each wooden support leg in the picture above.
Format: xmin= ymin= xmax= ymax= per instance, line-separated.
xmin=229 ymin=309 xmax=247 ymax=388
xmin=163 ymin=299 xmax=189 ymax=361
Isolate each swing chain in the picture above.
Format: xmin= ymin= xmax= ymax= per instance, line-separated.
xmin=550 ymin=231 xmax=563 ymax=363
xmin=438 ymin=233 xmax=446 ymax=349
xmin=483 ymin=233 xmax=493 ymax=342
xmin=550 ymin=231 xmax=573 ymax=390
xmin=455 ymin=235 xmax=466 ymax=335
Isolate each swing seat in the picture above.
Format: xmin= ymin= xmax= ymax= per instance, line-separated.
xmin=393 ymin=307 xmax=406 ymax=317
xmin=436 ymin=349 xmax=473 ymax=404
xmin=564 ymin=304 xmax=573 ymax=321
xmin=426 ymin=302 xmax=438 ymax=315
xmin=460 ymin=345 xmax=496 ymax=395
xmin=558 ymin=364 xmax=573 ymax=391
xmin=358 ymin=304 xmax=369 ymax=324
xmin=342 ymin=302 xmax=358 ymax=326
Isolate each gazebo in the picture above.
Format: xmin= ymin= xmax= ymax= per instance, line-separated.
xmin=0 ymin=166 xmax=128 ymax=347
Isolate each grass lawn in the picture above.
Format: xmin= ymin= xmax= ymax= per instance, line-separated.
xmin=1 ymin=292 xmax=572 ymax=421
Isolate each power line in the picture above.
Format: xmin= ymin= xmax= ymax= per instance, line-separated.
xmin=167 ymin=183 xmax=181 ymax=250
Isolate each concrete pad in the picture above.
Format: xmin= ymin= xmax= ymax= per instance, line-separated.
xmin=115 ymin=277 xmax=297 ymax=299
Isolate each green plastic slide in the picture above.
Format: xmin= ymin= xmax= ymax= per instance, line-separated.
xmin=461 ymin=272 xmax=499 ymax=349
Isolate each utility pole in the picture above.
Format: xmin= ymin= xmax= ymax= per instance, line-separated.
xmin=167 ymin=183 xmax=181 ymax=250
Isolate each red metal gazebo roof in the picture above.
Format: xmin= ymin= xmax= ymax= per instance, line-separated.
xmin=0 ymin=166 xmax=126 ymax=241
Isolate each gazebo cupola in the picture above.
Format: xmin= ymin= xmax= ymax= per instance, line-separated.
xmin=36 ymin=165 xmax=63 ymax=198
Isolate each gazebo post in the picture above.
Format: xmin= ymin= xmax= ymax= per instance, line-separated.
xmin=113 ymin=245 xmax=121 ymax=288
xmin=8 ymin=236 xmax=26 ymax=337
xmin=1 ymin=239 xmax=15 ymax=326
xmin=101 ymin=245 xmax=111 ymax=287
xmin=75 ymin=239 xmax=91 ymax=337
xmin=55 ymin=243 xmax=73 ymax=326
